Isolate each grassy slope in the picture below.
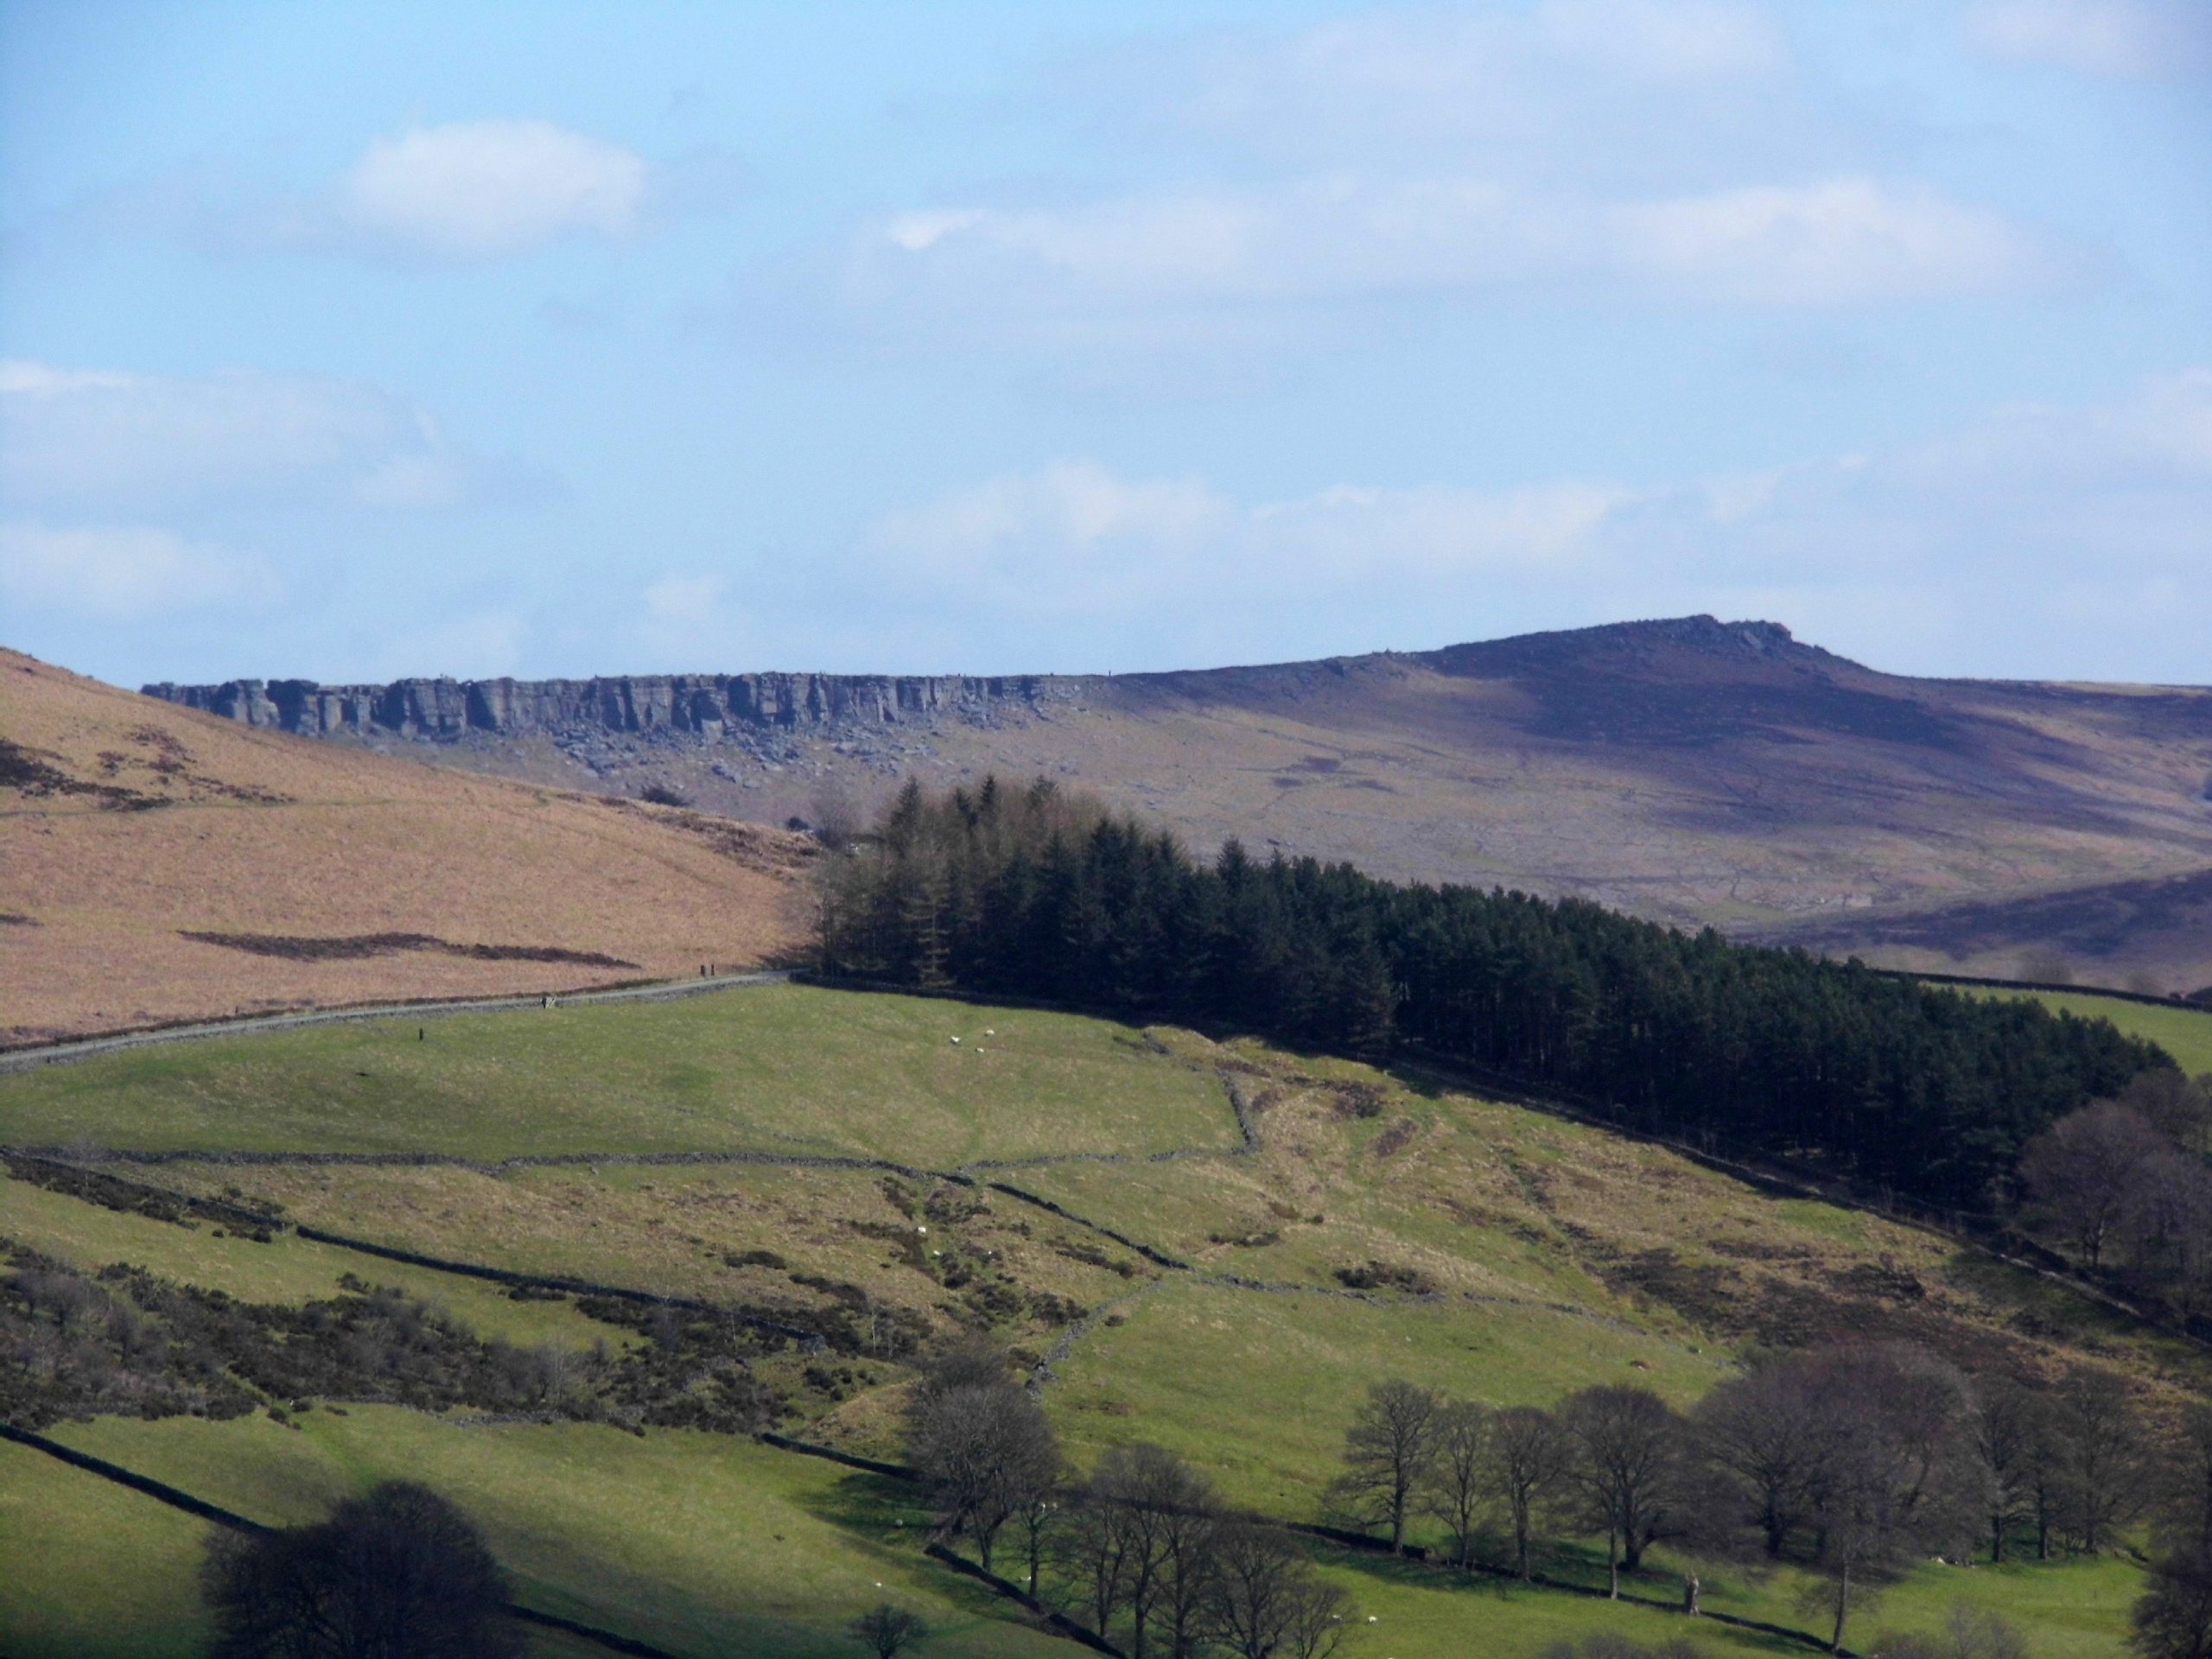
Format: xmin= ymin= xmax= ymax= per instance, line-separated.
xmin=0 ymin=984 xmax=2181 ymax=1658
xmin=0 ymin=1177 xmax=618 ymax=1351
xmin=0 ymin=983 xmax=1230 ymax=1164
xmin=0 ymin=1445 xmax=605 ymax=1659
xmin=33 ymin=1412 xmax=1065 ymax=1659
xmin=0 ymin=648 xmax=808 ymax=1046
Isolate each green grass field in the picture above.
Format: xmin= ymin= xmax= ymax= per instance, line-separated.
xmin=0 ymin=983 xmax=1235 ymax=1164
xmin=20 ymin=1409 xmax=1066 ymax=1659
xmin=0 ymin=982 xmax=2174 ymax=1658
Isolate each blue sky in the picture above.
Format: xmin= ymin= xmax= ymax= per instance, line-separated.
xmin=3 ymin=0 xmax=2208 ymax=686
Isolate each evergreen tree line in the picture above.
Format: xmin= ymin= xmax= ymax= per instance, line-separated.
xmin=815 ymin=779 xmax=2167 ymax=1210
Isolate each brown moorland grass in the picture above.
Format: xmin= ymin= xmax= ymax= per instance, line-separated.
xmin=0 ymin=650 xmax=812 ymax=1045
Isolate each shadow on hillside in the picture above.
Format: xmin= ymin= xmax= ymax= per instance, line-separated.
xmin=785 ymin=1468 xmax=1025 ymax=1628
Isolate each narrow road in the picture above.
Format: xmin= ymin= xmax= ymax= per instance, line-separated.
xmin=0 ymin=969 xmax=792 ymax=1074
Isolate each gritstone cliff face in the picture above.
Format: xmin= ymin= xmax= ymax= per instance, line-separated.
xmin=141 ymin=672 xmax=1071 ymax=740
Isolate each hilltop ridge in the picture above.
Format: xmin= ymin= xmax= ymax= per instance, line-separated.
xmin=130 ymin=616 xmax=2212 ymax=991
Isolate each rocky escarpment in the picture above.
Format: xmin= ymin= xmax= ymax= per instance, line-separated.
xmin=142 ymin=672 xmax=1075 ymax=741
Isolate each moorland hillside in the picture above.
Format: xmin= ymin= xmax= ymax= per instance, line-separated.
xmin=8 ymin=981 xmax=2211 ymax=1658
xmin=145 ymin=616 xmax=2212 ymax=991
xmin=0 ymin=649 xmax=810 ymax=1046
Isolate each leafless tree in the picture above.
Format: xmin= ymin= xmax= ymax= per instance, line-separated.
xmin=1967 ymin=1374 xmax=2045 ymax=1564
xmin=1207 ymin=1522 xmax=1352 ymax=1659
xmin=851 ymin=1604 xmax=930 ymax=1659
xmin=906 ymin=1377 xmax=1060 ymax=1573
xmin=1560 ymin=1385 xmax=1682 ymax=1597
xmin=912 ymin=1332 xmax=1014 ymax=1403
xmin=1422 ymin=1398 xmax=1491 ymax=1568
xmin=1074 ymin=1443 xmax=1218 ymax=1659
xmin=1330 ymin=1378 xmax=1440 ymax=1552
xmin=1487 ymin=1405 xmax=1573 ymax=1582
xmin=2053 ymin=1369 xmax=2145 ymax=1554
xmin=1796 ymin=1347 xmax=1980 ymax=1654
xmin=1694 ymin=1357 xmax=1830 ymax=1559
xmin=2116 ymin=1070 xmax=2212 ymax=1160
xmin=1012 ymin=1480 xmax=1064 ymax=1601
xmin=2161 ymin=1404 xmax=2212 ymax=1556
xmin=2123 ymin=1148 xmax=2212 ymax=1315
xmin=2133 ymin=1544 xmax=2212 ymax=1659
xmin=2020 ymin=1101 xmax=2164 ymax=1268
xmin=1057 ymin=1482 xmax=1135 ymax=1638
xmin=2020 ymin=1396 xmax=2069 ymax=1561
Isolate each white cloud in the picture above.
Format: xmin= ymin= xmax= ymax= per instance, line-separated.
xmin=831 ymin=370 xmax=2212 ymax=676
xmin=1533 ymin=0 xmax=1786 ymax=81
xmin=0 ymin=522 xmax=272 ymax=620
xmin=339 ymin=120 xmax=648 ymax=260
xmin=1616 ymin=178 xmax=2048 ymax=304
xmin=842 ymin=172 xmax=2051 ymax=332
xmin=866 ymin=461 xmax=1228 ymax=584
xmin=61 ymin=118 xmax=680 ymax=264
xmin=855 ymin=461 xmax=1617 ymax=630
xmin=1965 ymin=0 xmax=2212 ymax=78
xmin=0 ymin=360 xmax=532 ymax=513
xmin=1077 ymin=1 xmax=1839 ymax=187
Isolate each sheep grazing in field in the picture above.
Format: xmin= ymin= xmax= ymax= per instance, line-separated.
xmin=950 ymin=1035 xmax=961 ymax=1046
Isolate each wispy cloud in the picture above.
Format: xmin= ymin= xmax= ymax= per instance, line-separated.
xmin=834 ymin=370 xmax=2212 ymax=676
xmin=0 ymin=359 xmax=541 ymax=514
xmin=336 ymin=120 xmax=648 ymax=260
xmin=60 ymin=119 xmax=728 ymax=264
xmin=801 ymin=3 xmax=2066 ymax=365
xmin=839 ymin=171 xmax=2056 ymax=340
xmin=0 ymin=522 xmax=274 ymax=621
xmin=1964 ymin=0 xmax=2212 ymax=79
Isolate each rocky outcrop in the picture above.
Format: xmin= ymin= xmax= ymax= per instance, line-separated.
xmin=141 ymin=672 xmax=1068 ymax=741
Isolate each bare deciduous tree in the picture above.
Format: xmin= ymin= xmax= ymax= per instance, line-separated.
xmin=2123 ymin=1148 xmax=2212 ymax=1316
xmin=2054 ymin=1368 xmax=2145 ymax=1554
xmin=851 ymin=1604 xmax=930 ymax=1659
xmin=1207 ymin=1522 xmax=1352 ymax=1659
xmin=2133 ymin=1544 xmax=2212 ymax=1659
xmin=1330 ymin=1378 xmax=1440 ymax=1552
xmin=1695 ymin=1357 xmax=1829 ymax=1559
xmin=1967 ymin=1374 xmax=2045 ymax=1564
xmin=2116 ymin=1070 xmax=2212 ymax=1160
xmin=2162 ymin=1404 xmax=2212 ymax=1556
xmin=1422 ymin=1398 xmax=1491 ymax=1568
xmin=1797 ymin=1346 xmax=1980 ymax=1655
xmin=1073 ymin=1444 xmax=1218 ymax=1659
xmin=2020 ymin=1101 xmax=2164 ymax=1268
xmin=1561 ymin=1385 xmax=1682 ymax=1598
xmin=906 ymin=1375 xmax=1060 ymax=1573
xmin=1488 ymin=1405 xmax=1572 ymax=1582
